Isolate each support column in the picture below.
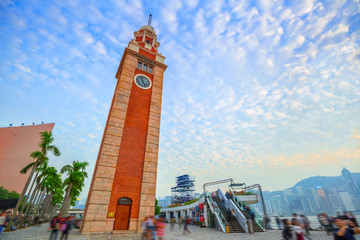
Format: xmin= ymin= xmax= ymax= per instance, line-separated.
xmin=204 ymin=204 xmax=208 ymax=227
xmin=175 ymin=211 xmax=179 ymax=223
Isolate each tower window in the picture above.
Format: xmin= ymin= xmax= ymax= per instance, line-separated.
xmin=137 ymin=61 xmax=153 ymax=74
xmin=146 ymin=40 xmax=151 ymax=44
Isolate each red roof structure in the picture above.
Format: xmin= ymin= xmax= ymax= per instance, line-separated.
xmin=0 ymin=123 xmax=55 ymax=193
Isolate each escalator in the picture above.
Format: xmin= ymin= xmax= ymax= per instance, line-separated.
xmin=212 ymin=194 xmax=245 ymax=233
xmin=236 ymin=206 xmax=264 ymax=232
xmin=228 ymin=190 xmax=265 ymax=232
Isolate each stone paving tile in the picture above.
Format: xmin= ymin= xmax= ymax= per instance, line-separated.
xmin=2 ymin=223 xmax=360 ymax=240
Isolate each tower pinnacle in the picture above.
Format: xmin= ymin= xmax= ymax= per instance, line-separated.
xmin=148 ymin=14 xmax=152 ymax=26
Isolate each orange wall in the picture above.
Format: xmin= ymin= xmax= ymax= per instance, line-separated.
xmin=0 ymin=123 xmax=55 ymax=193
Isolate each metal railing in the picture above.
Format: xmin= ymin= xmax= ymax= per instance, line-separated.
xmin=206 ymin=192 xmax=227 ymax=232
xmin=229 ymin=189 xmax=265 ymax=231
xmin=217 ymin=189 xmax=248 ymax=233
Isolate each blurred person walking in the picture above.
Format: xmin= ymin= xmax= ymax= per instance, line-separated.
xmin=178 ymin=217 xmax=182 ymax=229
xmin=300 ymin=214 xmax=311 ymax=235
xmin=292 ymin=218 xmax=305 ymax=240
xmin=333 ymin=217 xmax=360 ymax=240
xmin=170 ymin=217 xmax=175 ymax=230
xmin=275 ymin=215 xmax=282 ymax=230
xmin=183 ymin=216 xmax=191 ymax=235
xmin=320 ymin=213 xmax=333 ymax=235
xmin=282 ymin=219 xmax=293 ymax=240
xmin=59 ymin=216 xmax=72 ymax=240
xmin=156 ymin=218 xmax=166 ymax=240
xmin=348 ymin=212 xmax=359 ymax=227
xmin=293 ymin=213 xmax=312 ymax=240
xmin=145 ymin=215 xmax=156 ymax=240
xmin=264 ymin=215 xmax=272 ymax=230
xmin=49 ymin=215 xmax=61 ymax=240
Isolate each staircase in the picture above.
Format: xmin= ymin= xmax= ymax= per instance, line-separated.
xmin=237 ymin=205 xmax=264 ymax=232
xmin=212 ymin=195 xmax=245 ymax=233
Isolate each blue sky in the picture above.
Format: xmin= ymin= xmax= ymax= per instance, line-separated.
xmin=1 ymin=0 xmax=360 ymax=200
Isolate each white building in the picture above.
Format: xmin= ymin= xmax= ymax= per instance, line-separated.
xmin=339 ymin=191 xmax=356 ymax=211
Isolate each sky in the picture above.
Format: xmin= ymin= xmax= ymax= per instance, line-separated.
xmin=0 ymin=0 xmax=360 ymax=200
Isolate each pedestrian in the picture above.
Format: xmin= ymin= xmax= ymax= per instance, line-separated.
xmin=292 ymin=218 xmax=305 ymax=240
xmin=183 ymin=216 xmax=191 ymax=235
xmin=333 ymin=217 xmax=360 ymax=239
xmin=178 ymin=217 xmax=182 ymax=229
xmin=170 ymin=217 xmax=175 ymax=230
xmin=282 ymin=219 xmax=293 ymax=240
xmin=156 ymin=218 xmax=166 ymax=240
xmin=348 ymin=212 xmax=359 ymax=227
xmin=60 ymin=216 xmax=73 ymax=240
xmin=300 ymin=214 xmax=311 ymax=235
xmin=275 ymin=215 xmax=282 ymax=230
xmin=49 ymin=214 xmax=61 ymax=240
xmin=337 ymin=212 xmax=344 ymax=220
xmin=264 ymin=215 xmax=272 ymax=229
xmin=145 ymin=216 xmax=155 ymax=240
xmin=321 ymin=213 xmax=333 ymax=235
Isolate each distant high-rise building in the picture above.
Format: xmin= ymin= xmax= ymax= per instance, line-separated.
xmin=328 ymin=194 xmax=342 ymax=210
xmin=305 ymin=188 xmax=321 ymax=211
xmin=338 ymin=191 xmax=356 ymax=211
xmin=342 ymin=168 xmax=360 ymax=209
xmin=265 ymin=199 xmax=273 ymax=215
xmin=78 ymin=198 xmax=87 ymax=210
xmin=73 ymin=199 xmax=80 ymax=209
xmin=270 ymin=195 xmax=284 ymax=215
xmin=158 ymin=196 xmax=172 ymax=208
xmin=317 ymin=187 xmax=332 ymax=212
xmin=295 ymin=186 xmax=304 ymax=196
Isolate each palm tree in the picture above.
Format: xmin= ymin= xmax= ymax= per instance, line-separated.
xmin=5 ymin=131 xmax=60 ymax=231
xmin=39 ymin=166 xmax=63 ymax=218
xmin=60 ymin=160 xmax=88 ymax=216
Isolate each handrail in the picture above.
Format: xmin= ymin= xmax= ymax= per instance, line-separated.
xmin=229 ymin=189 xmax=265 ymax=231
xmin=218 ymin=189 xmax=248 ymax=233
xmin=206 ymin=192 xmax=227 ymax=232
xmin=203 ymin=178 xmax=234 ymax=193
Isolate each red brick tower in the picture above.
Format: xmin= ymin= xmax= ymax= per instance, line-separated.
xmin=81 ymin=24 xmax=167 ymax=234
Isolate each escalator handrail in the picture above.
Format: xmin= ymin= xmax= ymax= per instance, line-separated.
xmin=217 ymin=189 xmax=248 ymax=233
xmin=206 ymin=193 xmax=227 ymax=232
xmin=229 ymin=189 xmax=265 ymax=231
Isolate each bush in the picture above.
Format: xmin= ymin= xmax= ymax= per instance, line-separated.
xmin=0 ymin=186 xmax=20 ymax=200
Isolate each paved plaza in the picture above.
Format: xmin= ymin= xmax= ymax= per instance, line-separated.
xmin=2 ymin=223 xmax=359 ymax=240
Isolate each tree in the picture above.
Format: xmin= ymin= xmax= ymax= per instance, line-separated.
xmin=0 ymin=187 xmax=20 ymax=200
xmin=154 ymin=198 xmax=161 ymax=216
xmin=5 ymin=131 xmax=60 ymax=231
xmin=60 ymin=160 xmax=88 ymax=216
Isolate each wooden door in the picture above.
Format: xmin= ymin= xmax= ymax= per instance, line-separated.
xmin=114 ymin=198 xmax=132 ymax=230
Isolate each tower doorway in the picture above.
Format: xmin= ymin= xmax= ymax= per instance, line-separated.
xmin=114 ymin=197 xmax=132 ymax=230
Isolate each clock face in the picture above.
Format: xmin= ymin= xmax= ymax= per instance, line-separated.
xmin=134 ymin=75 xmax=151 ymax=89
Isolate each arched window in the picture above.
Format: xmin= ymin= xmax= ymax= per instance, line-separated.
xmin=117 ymin=197 xmax=132 ymax=205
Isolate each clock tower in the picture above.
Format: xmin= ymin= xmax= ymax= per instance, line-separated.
xmin=81 ymin=23 xmax=167 ymax=234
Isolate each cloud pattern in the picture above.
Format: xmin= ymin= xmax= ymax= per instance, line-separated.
xmin=0 ymin=0 xmax=359 ymax=199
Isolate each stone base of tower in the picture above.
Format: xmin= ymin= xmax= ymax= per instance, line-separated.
xmin=81 ymin=218 xmax=141 ymax=235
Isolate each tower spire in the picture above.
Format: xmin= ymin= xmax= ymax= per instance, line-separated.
xmin=148 ymin=14 xmax=152 ymax=26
